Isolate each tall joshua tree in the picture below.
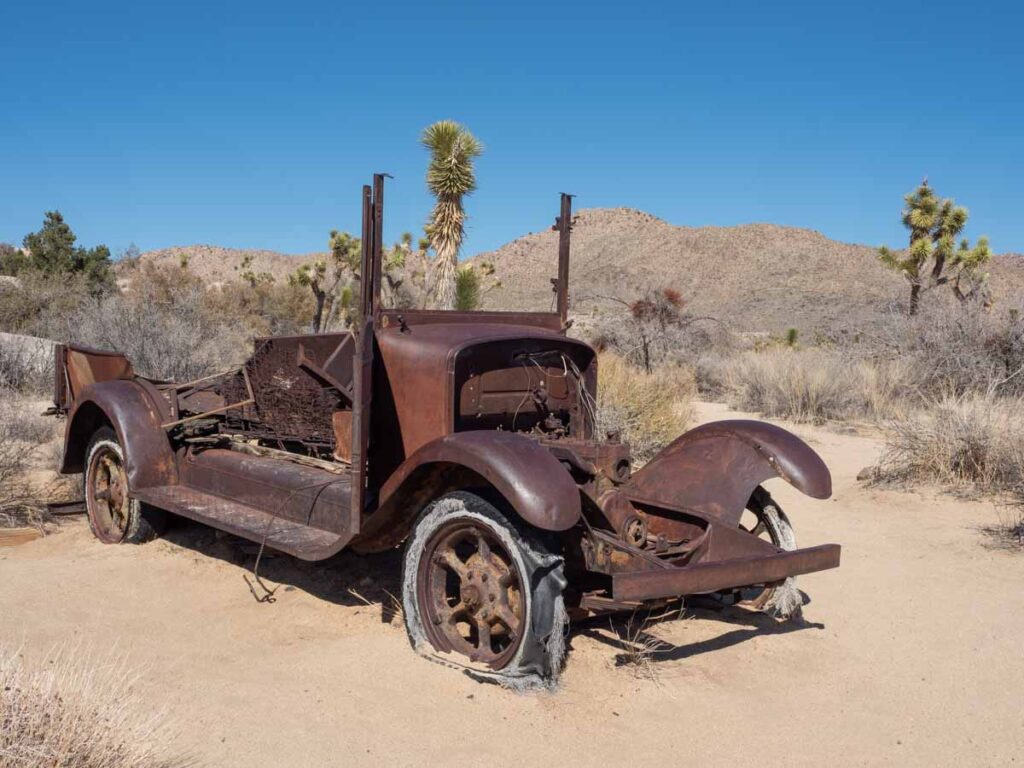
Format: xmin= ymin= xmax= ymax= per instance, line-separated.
xmin=879 ymin=180 xmax=991 ymax=315
xmin=421 ymin=120 xmax=483 ymax=309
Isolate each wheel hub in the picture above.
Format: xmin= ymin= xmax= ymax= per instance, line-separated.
xmin=87 ymin=446 xmax=130 ymax=544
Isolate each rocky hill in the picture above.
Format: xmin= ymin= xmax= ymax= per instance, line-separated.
xmin=472 ymin=208 xmax=1024 ymax=335
xmin=122 ymin=245 xmax=323 ymax=287
xmin=129 ymin=212 xmax=1024 ymax=335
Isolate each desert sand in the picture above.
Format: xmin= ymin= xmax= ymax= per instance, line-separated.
xmin=2 ymin=402 xmax=1022 ymax=767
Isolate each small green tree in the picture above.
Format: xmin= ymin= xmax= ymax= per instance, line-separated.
xmin=18 ymin=211 xmax=113 ymax=291
xmin=453 ymin=261 xmax=498 ymax=311
xmin=455 ymin=265 xmax=480 ymax=310
xmin=879 ymin=181 xmax=992 ymax=314
xmin=421 ymin=120 xmax=483 ymax=310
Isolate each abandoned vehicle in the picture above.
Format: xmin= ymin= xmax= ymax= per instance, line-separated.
xmin=51 ymin=176 xmax=841 ymax=685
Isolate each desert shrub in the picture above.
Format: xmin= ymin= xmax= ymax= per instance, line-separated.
xmin=212 ymin=280 xmax=314 ymax=337
xmin=596 ymin=352 xmax=695 ymax=464
xmin=867 ymin=393 xmax=1024 ymax=492
xmin=68 ymin=263 xmax=249 ymax=381
xmin=581 ymin=291 xmax=733 ymax=373
xmin=721 ymin=348 xmax=913 ymax=424
xmin=0 ymin=269 xmax=94 ymax=339
xmin=0 ymin=388 xmax=63 ymax=527
xmin=0 ymin=333 xmax=54 ymax=394
xmin=862 ymin=299 xmax=1024 ymax=398
xmin=0 ymin=645 xmax=184 ymax=768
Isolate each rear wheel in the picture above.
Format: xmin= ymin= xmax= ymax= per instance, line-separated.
xmin=401 ymin=491 xmax=567 ymax=687
xmin=84 ymin=427 xmax=165 ymax=544
xmin=734 ymin=487 xmax=801 ymax=618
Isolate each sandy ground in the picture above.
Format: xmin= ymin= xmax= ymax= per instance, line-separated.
xmin=2 ymin=402 xmax=1022 ymax=767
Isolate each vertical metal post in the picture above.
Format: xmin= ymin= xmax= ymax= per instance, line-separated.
xmin=371 ymin=173 xmax=385 ymax=319
xmin=556 ymin=193 xmax=573 ymax=328
xmin=359 ymin=184 xmax=373 ymax=318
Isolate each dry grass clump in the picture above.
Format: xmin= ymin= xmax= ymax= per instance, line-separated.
xmin=0 ymin=389 xmax=66 ymax=528
xmin=0 ymin=645 xmax=186 ymax=768
xmin=721 ymin=348 xmax=913 ymax=424
xmin=866 ymin=392 xmax=1024 ymax=547
xmin=868 ymin=393 xmax=1024 ymax=491
xmin=596 ymin=352 xmax=695 ymax=464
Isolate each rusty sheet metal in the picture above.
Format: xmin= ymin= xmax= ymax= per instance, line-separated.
xmin=612 ymin=543 xmax=841 ymax=602
xmin=375 ymin=323 xmax=593 ymax=461
xmin=54 ymin=344 xmax=135 ymax=411
xmin=180 ymin=448 xmax=353 ymax=534
xmin=375 ymin=430 xmax=582 ymax=532
xmin=133 ymin=484 xmax=346 ymax=561
xmin=625 ymin=420 xmax=832 ymax=527
xmin=61 ymin=380 xmax=178 ymax=489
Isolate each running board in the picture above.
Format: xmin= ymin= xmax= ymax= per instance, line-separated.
xmin=132 ymin=485 xmax=347 ymax=561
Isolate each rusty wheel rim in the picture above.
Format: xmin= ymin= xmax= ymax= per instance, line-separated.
xmin=417 ymin=521 xmax=526 ymax=669
xmin=86 ymin=445 xmax=130 ymax=543
xmin=736 ymin=507 xmax=777 ymax=609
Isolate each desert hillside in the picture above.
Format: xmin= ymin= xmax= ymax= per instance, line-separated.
xmin=128 ymin=212 xmax=1024 ymax=335
xmin=122 ymin=244 xmax=324 ymax=287
xmin=473 ymin=208 xmax=1024 ymax=334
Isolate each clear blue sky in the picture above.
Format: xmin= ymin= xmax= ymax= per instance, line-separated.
xmin=1 ymin=0 xmax=1022 ymax=258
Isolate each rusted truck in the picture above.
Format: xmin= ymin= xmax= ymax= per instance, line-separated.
xmin=52 ymin=176 xmax=840 ymax=686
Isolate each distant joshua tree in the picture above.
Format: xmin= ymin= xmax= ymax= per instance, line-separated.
xmin=878 ymin=180 xmax=992 ymax=315
xmin=421 ymin=121 xmax=483 ymax=310
xmin=289 ymin=230 xmax=360 ymax=333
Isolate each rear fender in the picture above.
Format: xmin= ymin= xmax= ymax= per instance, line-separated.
xmin=624 ymin=420 xmax=831 ymax=527
xmin=61 ymin=379 xmax=177 ymax=490
xmin=352 ymin=431 xmax=581 ymax=552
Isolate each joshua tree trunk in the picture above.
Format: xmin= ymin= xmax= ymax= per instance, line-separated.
xmin=433 ymin=239 xmax=458 ymax=310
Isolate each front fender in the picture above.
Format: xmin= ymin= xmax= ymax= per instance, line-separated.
xmin=380 ymin=431 xmax=581 ymax=531
xmin=352 ymin=431 xmax=582 ymax=553
xmin=624 ymin=419 xmax=831 ymax=526
xmin=61 ymin=379 xmax=177 ymax=490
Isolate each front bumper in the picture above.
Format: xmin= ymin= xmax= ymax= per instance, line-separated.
xmin=611 ymin=543 xmax=841 ymax=602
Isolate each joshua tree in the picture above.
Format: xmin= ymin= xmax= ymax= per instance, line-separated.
xmin=879 ymin=180 xmax=992 ymax=315
xmin=421 ymin=121 xmax=483 ymax=310
xmin=290 ymin=230 xmax=360 ymax=333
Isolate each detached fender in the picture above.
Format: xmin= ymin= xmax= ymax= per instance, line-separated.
xmin=60 ymin=379 xmax=177 ymax=490
xmin=353 ymin=431 xmax=581 ymax=553
xmin=624 ymin=420 xmax=831 ymax=526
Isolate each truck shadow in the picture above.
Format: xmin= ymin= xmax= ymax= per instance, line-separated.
xmin=575 ymin=597 xmax=825 ymax=666
xmin=162 ymin=518 xmax=823 ymax=662
xmin=162 ymin=518 xmax=406 ymax=620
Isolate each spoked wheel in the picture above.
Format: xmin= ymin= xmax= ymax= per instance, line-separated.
xmin=402 ymin=491 xmax=567 ymax=687
xmin=84 ymin=427 xmax=164 ymax=545
xmin=733 ymin=486 xmax=801 ymax=618
xmin=418 ymin=521 xmax=526 ymax=667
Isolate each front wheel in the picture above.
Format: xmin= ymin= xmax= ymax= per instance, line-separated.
xmin=734 ymin=487 xmax=802 ymax=619
xmin=84 ymin=427 xmax=165 ymax=544
xmin=401 ymin=491 xmax=568 ymax=688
